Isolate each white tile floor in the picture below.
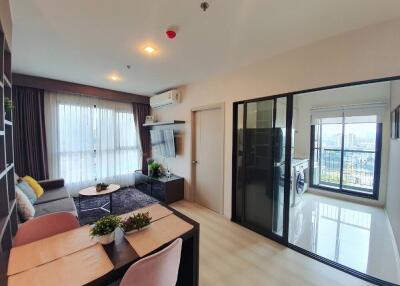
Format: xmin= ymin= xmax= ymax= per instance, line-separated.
xmin=289 ymin=192 xmax=400 ymax=284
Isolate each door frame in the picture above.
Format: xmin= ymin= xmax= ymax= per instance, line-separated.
xmin=231 ymin=94 xmax=293 ymax=245
xmin=191 ymin=103 xmax=225 ymax=214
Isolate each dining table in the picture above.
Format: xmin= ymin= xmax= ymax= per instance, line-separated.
xmin=7 ymin=203 xmax=199 ymax=286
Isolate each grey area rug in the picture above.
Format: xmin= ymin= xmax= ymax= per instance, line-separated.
xmin=73 ymin=187 xmax=158 ymax=225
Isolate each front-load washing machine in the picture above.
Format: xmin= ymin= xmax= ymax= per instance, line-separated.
xmin=290 ymin=158 xmax=309 ymax=207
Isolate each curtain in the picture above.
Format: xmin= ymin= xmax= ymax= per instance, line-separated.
xmin=132 ymin=103 xmax=151 ymax=174
xmin=96 ymin=100 xmax=139 ymax=187
xmin=13 ymin=85 xmax=49 ymax=179
xmin=45 ymin=92 xmax=140 ymax=196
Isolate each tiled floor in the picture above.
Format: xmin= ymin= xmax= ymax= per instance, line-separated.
xmin=289 ymin=192 xmax=400 ymax=284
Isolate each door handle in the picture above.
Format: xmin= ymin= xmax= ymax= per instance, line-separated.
xmin=192 ymin=160 xmax=198 ymax=164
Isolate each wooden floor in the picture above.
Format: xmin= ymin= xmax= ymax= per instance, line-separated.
xmin=171 ymin=200 xmax=371 ymax=286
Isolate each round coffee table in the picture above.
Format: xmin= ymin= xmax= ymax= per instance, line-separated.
xmin=78 ymin=184 xmax=120 ymax=214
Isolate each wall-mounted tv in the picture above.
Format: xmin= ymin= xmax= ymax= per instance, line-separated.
xmin=150 ymin=129 xmax=176 ymax=158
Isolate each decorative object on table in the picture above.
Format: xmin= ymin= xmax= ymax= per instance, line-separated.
xmin=90 ymin=215 xmax=121 ymax=245
xmin=4 ymin=97 xmax=13 ymax=116
xmin=145 ymin=115 xmax=155 ymax=124
xmin=121 ymin=212 xmax=152 ymax=234
xmin=96 ymin=182 xmax=109 ymax=192
xmin=149 ymin=161 xmax=161 ymax=177
xmin=147 ymin=158 xmax=154 ymax=176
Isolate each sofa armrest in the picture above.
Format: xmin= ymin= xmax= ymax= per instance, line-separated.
xmin=38 ymin=179 xmax=65 ymax=190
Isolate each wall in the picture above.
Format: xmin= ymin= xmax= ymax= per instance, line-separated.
xmin=13 ymin=73 xmax=149 ymax=104
xmin=386 ymin=80 xmax=400 ymax=251
xmin=0 ymin=0 xmax=12 ymax=48
xmin=153 ymin=18 xmax=400 ymax=218
xmin=293 ymin=82 xmax=391 ymax=206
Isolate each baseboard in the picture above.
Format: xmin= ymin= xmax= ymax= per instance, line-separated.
xmin=307 ymin=187 xmax=384 ymax=208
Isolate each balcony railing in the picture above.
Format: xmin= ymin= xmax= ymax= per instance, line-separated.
xmin=315 ymin=148 xmax=375 ymax=193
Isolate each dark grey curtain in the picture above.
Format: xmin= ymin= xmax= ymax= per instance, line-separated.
xmin=133 ymin=103 xmax=151 ymax=174
xmin=13 ymin=85 xmax=49 ymax=180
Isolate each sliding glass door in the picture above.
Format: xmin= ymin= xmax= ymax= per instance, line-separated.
xmin=233 ymin=95 xmax=292 ymax=241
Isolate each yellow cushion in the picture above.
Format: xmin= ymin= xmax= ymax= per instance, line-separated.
xmin=23 ymin=176 xmax=44 ymax=198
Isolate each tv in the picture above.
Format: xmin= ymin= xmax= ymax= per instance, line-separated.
xmin=150 ymin=129 xmax=176 ymax=158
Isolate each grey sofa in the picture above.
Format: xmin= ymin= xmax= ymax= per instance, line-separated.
xmin=33 ymin=179 xmax=78 ymax=218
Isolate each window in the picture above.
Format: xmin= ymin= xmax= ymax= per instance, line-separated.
xmin=45 ymin=93 xmax=140 ymax=195
xmin=311 ymin=111 xmax=382 ymax=198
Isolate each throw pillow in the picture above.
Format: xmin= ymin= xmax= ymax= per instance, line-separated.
xmin=17 ymin=181 xmax=37 ymax=204
xmin=15 ymin=186 xmax=35 ymax=220
xmin=23 ymin=176 xmax=44 ymax=198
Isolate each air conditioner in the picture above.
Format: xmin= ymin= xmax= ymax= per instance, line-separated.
xmin=150 ymin=90 xmax=180 ymax=108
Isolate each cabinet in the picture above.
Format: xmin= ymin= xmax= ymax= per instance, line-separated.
xmin=134 ymin=171 xmax=184 ymax=204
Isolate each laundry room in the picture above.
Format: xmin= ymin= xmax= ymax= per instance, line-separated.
xmin=289 ymin=80 xmax=399 ymax=283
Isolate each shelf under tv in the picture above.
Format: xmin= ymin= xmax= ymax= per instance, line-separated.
xmin=143 ymin=120 xmax=185 ymax=127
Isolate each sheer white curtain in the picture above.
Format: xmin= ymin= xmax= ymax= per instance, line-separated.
xmin=45 ymin=92 xmax=139 ymax=196
xmin=96 ymin=99 xmax=139 ymax=187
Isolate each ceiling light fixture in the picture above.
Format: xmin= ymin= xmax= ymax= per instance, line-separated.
xmin=144 ymin=46 xmax=156 ymax=54
xmin=108 ymin=74 xmax=121 ymax=82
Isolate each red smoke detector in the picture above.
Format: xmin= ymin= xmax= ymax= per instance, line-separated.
xmin=166 ymin=30 xmax=176 ymax=39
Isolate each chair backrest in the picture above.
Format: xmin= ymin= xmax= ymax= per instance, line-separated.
xmin=13 ymin=212 xmax=80 ymax=247
xmin=120 ymin=238 xmax=183 ymax=286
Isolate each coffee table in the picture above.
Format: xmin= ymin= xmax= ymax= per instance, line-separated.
xmin=78 ymin=184 xmax=120 ymax=214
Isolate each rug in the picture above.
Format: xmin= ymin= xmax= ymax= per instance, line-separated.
xmin=74 ymin=188 xmax=158 ymax=225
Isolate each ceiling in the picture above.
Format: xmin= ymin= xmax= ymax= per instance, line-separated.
xmin=11 ymin=0 xmax=400 ymax=96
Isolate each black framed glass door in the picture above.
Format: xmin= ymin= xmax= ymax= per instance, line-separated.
xmin=233 ymin=95 xmax=292 ymax=242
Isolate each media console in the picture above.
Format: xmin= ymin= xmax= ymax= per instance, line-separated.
xmin=134 ymin=171 xmax=184 ymax=204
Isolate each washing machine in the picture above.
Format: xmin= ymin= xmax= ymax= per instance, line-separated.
xmin=290 ymin=158 xmax=309 ymax=207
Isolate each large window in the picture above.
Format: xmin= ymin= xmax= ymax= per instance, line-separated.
xmin=45 ymin=93 xmax=140 ymax=195
xmin=311 ymin=113 xmax=382 ymax=198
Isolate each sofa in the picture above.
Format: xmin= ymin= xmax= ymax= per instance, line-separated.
xmin=31 ymin=178 xmax=78 ymax=218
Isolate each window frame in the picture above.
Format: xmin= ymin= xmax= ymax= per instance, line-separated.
xmin=309 ymin=118 xmax=382 ymax=200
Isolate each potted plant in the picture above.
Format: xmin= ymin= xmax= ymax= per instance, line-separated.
xmin=149 ymin=162 xmax=161 ymax=177
xmin=90 ymin=215 xmax=121 ymax=244
xmin=4 ymin=97 xmax=13 ymax=117
xmin=121 ymin=212 xmax=152 ymax=234
xmin=147 ymin=158 xmax=154 ymax=176
xmin=96 ymin=182 xmax=109 ymax=192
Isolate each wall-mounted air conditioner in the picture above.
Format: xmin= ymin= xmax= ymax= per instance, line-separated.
xmin=150 ymin=89 xmax=181 ymax=109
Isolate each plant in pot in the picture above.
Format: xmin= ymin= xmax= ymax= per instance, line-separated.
xmin=121 ymin=212 xmax=152 ymax=235
xmin=147 ymin=158 xmax=154 ymax=176
xmin=149 ymin=162 xmax=161 ymax=177
xmin=4 ymin=97 xmax=13 ymax=118
xmin=90 ymin=215 xmax=121 ymax=245
xmin=96 ymin=182 xmax=109 ymax=192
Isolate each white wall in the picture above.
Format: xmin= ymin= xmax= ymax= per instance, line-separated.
xmin=153 ymin=18 xmax=400 ymax=218
xmin=293 ymin=82 xmax=391 ymax=206
xmin=386 ymin=80 xmax=400 ymax=251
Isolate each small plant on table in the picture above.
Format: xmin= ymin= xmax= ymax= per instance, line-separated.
xmin=90 ymin=215 xmax=121 ymax=244
xmin=121 ymin=212 xmax=152 ymax=234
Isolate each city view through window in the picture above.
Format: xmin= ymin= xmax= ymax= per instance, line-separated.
xmin=313 ymin=116 xmax=377 ymax=194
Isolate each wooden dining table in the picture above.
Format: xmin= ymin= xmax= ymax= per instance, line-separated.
xmin=7 ymin=204 xmax=199 ymax=286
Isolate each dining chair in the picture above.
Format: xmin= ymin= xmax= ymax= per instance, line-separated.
xmin=13 ymin=212 xmax=80 ymax=247
xmin=120 ymin=238 xmax=183 ymax=286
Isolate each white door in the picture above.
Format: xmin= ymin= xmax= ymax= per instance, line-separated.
xmin=193 ymin=107 xmax=224 ymax=213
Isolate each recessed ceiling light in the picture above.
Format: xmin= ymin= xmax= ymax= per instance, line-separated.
xmin=108 ymin=74 xmax=121 ymax=82
xmin=144 ymin=46 xmax=156 ymax=54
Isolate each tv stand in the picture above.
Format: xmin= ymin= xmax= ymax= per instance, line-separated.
xmin=134 ymin=171 xmax=184 ymax=204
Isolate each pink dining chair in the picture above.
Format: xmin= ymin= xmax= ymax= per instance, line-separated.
xmin=13 ymin=212 xmax=80 ymax=247
xmin=120 ymin=238 xmax=183 ymax=286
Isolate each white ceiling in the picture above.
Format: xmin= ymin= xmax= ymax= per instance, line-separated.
xmin=11 ymin=0 xmax=400 ymax=96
